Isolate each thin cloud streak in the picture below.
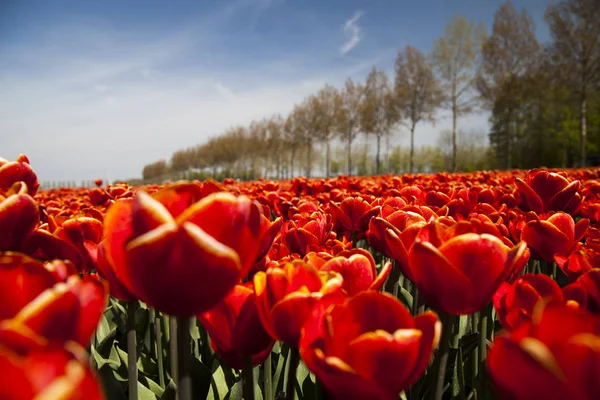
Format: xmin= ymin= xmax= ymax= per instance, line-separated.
xmin=340 ymin=10 xmax=363 ymax=55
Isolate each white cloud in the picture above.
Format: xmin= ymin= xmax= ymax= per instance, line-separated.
xmin=340 ymin=10 xmax=363 ymax=56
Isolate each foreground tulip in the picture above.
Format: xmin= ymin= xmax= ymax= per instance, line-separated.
xmin=0 ymin=154 xmax=40 ymax=195
xmin=409 ymin=228 xmax=529 ymax=315
xmin=254 ymin=261 xmax=345 ymax=346
xmin=317 ymin=249 xmax=392 ymax=296
xmin=0 ymin=253 xmax=60 ymax=321
xmin=515 ymin=169 xmax=581 ymax=214
xmin=198 ymin=283 xmax=274 ymax=369
xmin=521 ymin=212 xmax=588 ymax=262
xmin=488 ymin=300 xmax=600 ymax=399
xmin=0 ymin=341 xmax=105 ymax=400
xmin=300 ymin=291 xmax=440 ymax=400
xmin=0 ymin=188 xmax=39 ymax=252
xmin=103 ymin=190 xmax=267 ymax=316
xmin=493 ymin=274 xmax=564 ymax=332
xmin=367 ymin=211 xmax=428 ymax=281
xmin=1 ymin=274 xmax=108 ymax=347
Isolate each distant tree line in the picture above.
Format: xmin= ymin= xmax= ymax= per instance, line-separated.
xmin=141 ymin=0 xmax=600 ymax=182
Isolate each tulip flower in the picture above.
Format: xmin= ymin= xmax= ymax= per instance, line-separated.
xmin=0 ymin=187 xmax=39 ymax=252
xmin=521 ymin=212 xmax=588 ymax=262
xmin=367 ymin=211 xmax=428 ymax=282
xmin=103 ymin=190 xmax=269 ymax=316
xmin=0 ymin=252 xmax=60 ymax=321
xmin=554 ymin=243 xmax=600 ymax=282
xmin=317 ymin=249 xmax=392 ymax=296
xmin=0 ymin=340 xmax=105 ymax=400
xmin=488 ymin=300 xmax=600 ymax=399
xmin=328 ymin=197 xmax=381 ymax=238
xmin=0 ymin=154 xmax=39 ymax=195
xmin=254 ymin=261 xmax=346 ymax=346
xmin=562 ymin=269 xmax=600 ymax=315
xmin=515 ymin=169 xmax=581 ymax=214
xmin=198 ymin=283 xmax=274 ymax=369
xmin=493 ymin=274 xmax=564 ymax=332
xmin=409 ymin=222 xmax=529 ymax=315
xmin=2 ymin=274 xmax=108 ymax=347
xmin=300 ymin=291 xmax=440 ymax=400
xmin=282 ymin=211 xmax=331 ymax=257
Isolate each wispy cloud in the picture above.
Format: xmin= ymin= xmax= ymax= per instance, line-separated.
xmin=340 ymin=10 xmax=363 ymax=56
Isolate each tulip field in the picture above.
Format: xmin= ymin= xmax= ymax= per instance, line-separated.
xmin=3 ymin=153 xmax=600 ymax=400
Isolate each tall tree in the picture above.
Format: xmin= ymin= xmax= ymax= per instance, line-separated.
xmin=433 ymin=14 xmax=487 ymax=172
xmin=478 ymin=0 xmax=539 ymax=169
xmin=545 ymin=0 xmax=600 ymax=166
xmin=360 ymin=67 xmax=399 ymax=175
xmin=315 ymin=85 xmax=338 ymax=177
xmin=334 ymin=78 xmax=364 ymax=176
xmin=395 ymin=45 xmax=442 ymax=173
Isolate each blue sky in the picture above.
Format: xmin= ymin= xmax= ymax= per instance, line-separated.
xmin=0 ymin=0 xmax=551 ymax=182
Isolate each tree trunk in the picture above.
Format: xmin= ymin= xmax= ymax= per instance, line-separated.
xmin=409 ymin=123 xmax=416 ymax=174
xmin=580 ymin=83 xmax=587 ymax=168
xmin=375 ymin=134 xmax=381 ymax=175
xmin=452 ymin=99 xmax=457 ymax=173
xmin=347 ymin=135 xmax=353 ymax=176
xmin=290 ymin=147 xmax=296 ymax=178
xmin=325 ymin=141 xmax=330 ymax=178
xmin=306 ymin=142 xmax=312 ymax=178
xmin=506 ymin=108 xmax=513 ymax=170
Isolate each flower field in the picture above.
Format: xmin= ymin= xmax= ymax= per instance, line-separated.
xmin=2 ymin=153 xmax=600 ymax=400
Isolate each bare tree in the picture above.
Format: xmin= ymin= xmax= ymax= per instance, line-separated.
xmin=545 ymin=0 xmax=600 ymax=167
xmin=315 ymin=85 xmax=338 ymax=177
xmin=433 ymin=14 xmax=487 ymax=171
xmin=335 ymin=78 xmax=364 ymax=176
xmin=360 ymin=67 xmax=400 ymax=175
xmin=395 ymin=45 xmax=442 ymax=173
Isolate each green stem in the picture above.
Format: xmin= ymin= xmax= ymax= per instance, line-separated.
xmin=431 ymin=313 xmax=455 ymax=400
xmin=155 ymin=313 xmax=165 ymax=388
xmin=264 ymin=352 xmax=273 ymax=400
xmin=127 ymin=301 xmax=138 ymax=400
xmin=284 ymin=348 xmax=300 ymax=400
xmin=479 ymin=313 xmax=488 ymax=374
xmin=169 ymin=316 xmax=178 ymax=386
xmin=244 ymin=355 xmax=256 ymax=400
xmin=411 ymin=284 xmax=420 ymax=316
xmin=177 ymin=316 xmax=192 ymax=400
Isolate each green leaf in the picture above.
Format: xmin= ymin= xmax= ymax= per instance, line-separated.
xmin=207 ymin=363 xmax=229 ymax=400
xmin=140 ymin=376 xmax=164 ymax=397
xmin=96 ymin=314 xmax=111 ymax=344
xmin=226 ymin=379 xmax=243 ymax=400
xmin=398 ymin=287 xmax=413 ymax=309
xmin=161 ymin=379 xmax=178 ymax=400
xmin=91 ymin=344 xmax=120 ymax=370
xmin=138 ymin=381 xmax=159 ymax=400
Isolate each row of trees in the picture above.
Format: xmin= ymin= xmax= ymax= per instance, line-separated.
xmin=142 ymin=0 xmax=600 ymax=182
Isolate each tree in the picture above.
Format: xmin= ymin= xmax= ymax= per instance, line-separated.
xmin=433 ymin=14 xmax=487 ymax=172
xmin=545 ymin=0 xmax=600 ymax=166
xmin=360 ymin=67 xmax=399 ymax=175
xmin=335 ymin=78 xmax=364 ymax=176
xmin=478 ymin=0 xmax=540 ymax=169
xmin=395 ymin=45 xmax=442 ymax=173
xmin=315 ymin=85 xmax=338 ymax=177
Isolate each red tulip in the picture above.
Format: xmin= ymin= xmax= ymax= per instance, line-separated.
xmin=103 ymin=190 xmax=266 ymax=316
xmin=515 ymin=169 xmax=581 ymax=214
xmin=318 ymin=249 xmax=392 ymax=296
xmin=0 ymin=253 xmax=60 ymax=321
xmin=562 ymin=269 xmax=600 ymax=315
xmin=409 ymin=221 xmax=529 ymax=314
xmin=0 ymin=189 xmax=39 ymax=252
xmin=254 ymin=261 xmax=346 ymax=346
xmin=198 ymin=283 xmax=274 ymax=369
xmin=0 ymin=341 xmax=105 ymax=400
xmin=367 ymin=211 xmax=428 ymax=282
xmin=2 ymin=274 xmax=108 ymax=347
xmin=329 ymin=197 xmax=381 ymax=237
xmin=488 ymin=300 xmax=600 ymax=399
xmin=300 ymin=291 xmax=440 ymax=400
xmin=493 ymin=274 xmax=564 ymax=332
xmin=0 ymin=154 xmax=40 ymax=196
xmin=555 ymin=243 xmax=600 ymax=282
xmin=521 ymin=212 xmax=588 ymax=262
xmin=282 ymin=211 xmax=331 ymax=257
